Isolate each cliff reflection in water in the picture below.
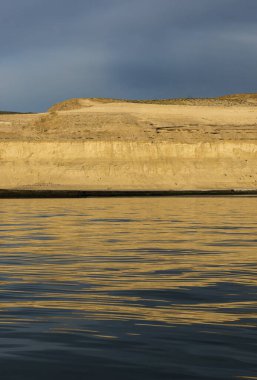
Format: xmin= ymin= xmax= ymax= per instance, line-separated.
xmin=0 ymin=197 xmax=257 ymax=379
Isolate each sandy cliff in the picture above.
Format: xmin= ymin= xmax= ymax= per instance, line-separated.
xmin=1 ymin=94 xmax=257 ymax=192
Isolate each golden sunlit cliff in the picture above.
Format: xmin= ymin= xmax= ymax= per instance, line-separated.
xmin=1 ymin=94 xmax=257 ymax=193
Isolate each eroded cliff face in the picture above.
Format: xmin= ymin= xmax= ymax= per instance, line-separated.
xmin=1 ymin=97 xmax=257 ymax=192
xmin=1 ymin=141 xmax=257 ymax=191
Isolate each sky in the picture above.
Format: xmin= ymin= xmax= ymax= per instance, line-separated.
xmin=1 ymin=0 xmax=257 ymax=112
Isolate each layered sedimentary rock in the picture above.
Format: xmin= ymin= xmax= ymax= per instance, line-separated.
xmin=1 ymin=141 xmax=257 ymax=191
xmin=1 ymin=95 xmax=257 ymax=192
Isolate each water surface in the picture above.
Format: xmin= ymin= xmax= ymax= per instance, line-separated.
xmin=0 ymin=197 xmax=257 ymax=379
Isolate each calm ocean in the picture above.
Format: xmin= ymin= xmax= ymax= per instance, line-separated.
xmin=0 ymin=197 xmax=257 ymax=379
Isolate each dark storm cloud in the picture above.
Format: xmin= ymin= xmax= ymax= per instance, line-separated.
xmin=0 ymin=0 xmax=257 ymax=111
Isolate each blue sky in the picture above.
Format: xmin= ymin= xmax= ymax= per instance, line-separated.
xmin=1 ymin=0 xmax=257 ymax=111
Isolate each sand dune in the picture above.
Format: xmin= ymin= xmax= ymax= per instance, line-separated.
xmin=1 ymin=95 xmax=257 ymax=143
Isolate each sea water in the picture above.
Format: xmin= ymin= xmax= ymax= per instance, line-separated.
xmin=0 ymin=197 xmax=257 ymax=379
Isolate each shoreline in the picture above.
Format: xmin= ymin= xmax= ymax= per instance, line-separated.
xmin=1 ymin=189 xmax=257 ymax=198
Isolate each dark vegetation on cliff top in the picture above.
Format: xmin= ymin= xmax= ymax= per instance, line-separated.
xmin=1 ymin=93 xmax=257 ymax=114
xmin=0 ymin=111 xmax=32 ymax=115
xmin=49 ymin=93 xmax=257 ymax=112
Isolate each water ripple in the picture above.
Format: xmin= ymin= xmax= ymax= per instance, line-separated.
xmin=0 ymin=197 xmax=257 ymax=379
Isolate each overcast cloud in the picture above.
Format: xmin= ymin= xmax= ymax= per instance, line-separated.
xmin=0 ymin=0 xmax=257 ymax=111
